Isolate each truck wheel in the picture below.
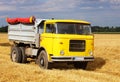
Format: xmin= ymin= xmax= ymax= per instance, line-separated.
xmin=37 ymin=50 xmax=51 ymax=69
xmin=11 ymin=46 xmax=22 ymax=63
xmin=74 ymin=62 xmax=88 ymax=69
xmin=20 ymin=47 xmax=27 ymax=63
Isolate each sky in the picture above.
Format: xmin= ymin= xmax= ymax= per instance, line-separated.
xmin=0 ymin=0 xmax=120 ymax=26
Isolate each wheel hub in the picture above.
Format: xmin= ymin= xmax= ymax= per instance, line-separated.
xmin=40 ymin=58 xmax=44 ymax=66
xmin=12 ymin=50 xmax=17 ymax=62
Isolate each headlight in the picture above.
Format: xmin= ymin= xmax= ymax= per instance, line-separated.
xmin=89 ymin=50 xmax=93 ymax=56
xmin=60 ymin=50 xmax=64 ymax=55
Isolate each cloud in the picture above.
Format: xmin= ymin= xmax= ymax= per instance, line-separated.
xmin=19 ymin=0 xmax=107 ymax=12
xmin=109 ymin=0 xmax=120 ymax=9
xmin=110 ymin=0 xmax=120 ymax=4
xmin=79 ymin=6 xmax=104 ymax=10
xmin=0 ymin=0 xmax=38 ymax=11
xmin=0 ymin=0 xmax=120 ymax=26
xmin=83 ymin=0 xmax=120 ymax=5
xmin=10 ymin=0 xmax=30 ymax=4
xmin=0 ymin=15 xmax=8 ymax=19
xmin=80 ymin=7 xmax=94 ymax=10
xmin=111 ymin=5 xmax=120 ymax=9
xmin=41 ymin=0 xmax=78 ymax=12
xmin=23 ymin=0 xmax=82 ymax=12
xmin=1 ymin=0 xmax=34 ymax=5
xmin=1 ymin=0 xmax=119 ymax=12
xmin=0 ymin=5 xmax=16 ymax=11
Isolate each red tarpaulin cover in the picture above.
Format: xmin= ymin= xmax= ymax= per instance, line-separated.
xmin=6 ymin=16 xmax=35 ymax=24
xmin=6 ymin=18 xmax=18 ymax=24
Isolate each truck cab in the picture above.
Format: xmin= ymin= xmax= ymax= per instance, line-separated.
xmin=37 ymin=19 xmax=94 ymax=69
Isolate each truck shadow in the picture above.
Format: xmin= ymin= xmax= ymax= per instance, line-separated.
xmin=49 ymin=57 xmax=106 ymax=70
xmin=0 ymin=43 xmax=11 ymax=46
xmin=86 ymin=57 xmax=106 ymax=71
xmin=26 ymin=57 xmax=106 ymax=70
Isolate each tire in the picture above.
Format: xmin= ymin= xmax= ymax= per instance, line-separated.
xmin=19 ymin=47 xmax=27 ymax=63
xmin=11 ymin=46 xmax=22 ymax=63
xmin=37 ymin=50 xmax=51 ymax=69
xmin=74 ymin=62 xmax=88 ymax=69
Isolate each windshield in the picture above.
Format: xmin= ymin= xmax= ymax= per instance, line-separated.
xmin=56 ymin=22 xmax=91 ymax=35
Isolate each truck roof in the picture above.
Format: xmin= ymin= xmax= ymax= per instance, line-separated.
xmin=36 ymin=19 xmax=90 ymax=25
xmin=6 ymin=16 xmax=90 ymax=25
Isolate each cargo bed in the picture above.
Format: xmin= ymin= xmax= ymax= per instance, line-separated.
xmin=8 ymin=23 xmax=36 ymax=44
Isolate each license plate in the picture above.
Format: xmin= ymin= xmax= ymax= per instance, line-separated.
xmin=74 ymin=57 xmax=84 ymax=61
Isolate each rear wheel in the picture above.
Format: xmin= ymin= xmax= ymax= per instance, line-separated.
xmin=74 ymin=62 xmax=88 ymax=69
xmin=19 ymin=47 xmax=27 ymax=63
xmin=11 ymin=46 xmax=22 ymax=63
xmin=37 ymin=50 xmax=51 ymax=69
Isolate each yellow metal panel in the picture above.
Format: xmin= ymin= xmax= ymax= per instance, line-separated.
xmin=40 ymin=34 xmax=94 ymax=61
xmin=45 ymin=19 xmax=90 ymax=24
xmin=40 ymin=33 xmax=54 ymax=61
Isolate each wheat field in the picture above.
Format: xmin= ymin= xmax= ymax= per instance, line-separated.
xmin=0 ymin=33 xmax=120 ymax=82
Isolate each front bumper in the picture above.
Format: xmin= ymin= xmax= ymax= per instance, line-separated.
xmin=51 ymin=56 xmax=94 ymax=62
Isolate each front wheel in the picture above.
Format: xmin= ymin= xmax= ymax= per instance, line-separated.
xmin=37 ymin=50 xmax=51 ymax=69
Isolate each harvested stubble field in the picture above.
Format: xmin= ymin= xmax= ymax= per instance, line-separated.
xmin=0 ymin=33 xmax=120 ymax=82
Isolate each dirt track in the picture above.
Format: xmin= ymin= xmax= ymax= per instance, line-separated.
xmin=0 ymin=33 xmax=120 ymax=82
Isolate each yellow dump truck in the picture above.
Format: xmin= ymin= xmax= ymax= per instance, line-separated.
xmin=7 ymin=17 xmax=94 ymax=69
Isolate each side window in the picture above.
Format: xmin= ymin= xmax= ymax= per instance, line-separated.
xmin=46 ymin=24 xmax=56 ymax=33
xmin=39 ymin=25 xmax=44 ymax=33
xmin=38 ymin=21 xmax=44 ymax=34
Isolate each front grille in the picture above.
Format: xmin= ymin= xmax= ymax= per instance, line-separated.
xmin=69 ymin=40 xmax=85 ymax=52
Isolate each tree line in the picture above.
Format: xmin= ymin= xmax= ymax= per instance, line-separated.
xmin=91 ymin=26 xmax=120 ymax=32
xmin=0 ymin=25 xmax=120 ymax=33
xmin=0 ymin=26 xmax=8 ymax=32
